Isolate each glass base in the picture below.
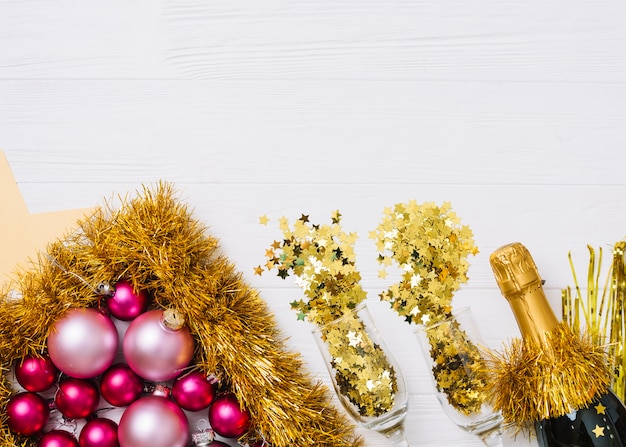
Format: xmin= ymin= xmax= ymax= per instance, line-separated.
xmin=360 ymin=404 xmax=408 ymax=434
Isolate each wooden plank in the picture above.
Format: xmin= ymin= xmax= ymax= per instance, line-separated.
xmin=1 ymin=81 xmax=625 ymax=185
xmin=0 ymin=0 xmax=624 ymax=82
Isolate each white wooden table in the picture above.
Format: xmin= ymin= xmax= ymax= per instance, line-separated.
xmin=2 ymin=1 xmax=626 ymax=445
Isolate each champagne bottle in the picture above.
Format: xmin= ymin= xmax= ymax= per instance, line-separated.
xmin=489 ymin=242 xmax=626 ymax=447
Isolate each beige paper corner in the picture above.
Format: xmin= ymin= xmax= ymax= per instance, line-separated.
xmin=0 ymin=150 xmax=93 ymax=285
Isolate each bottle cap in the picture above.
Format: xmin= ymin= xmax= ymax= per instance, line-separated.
xmin=489 ymin=242 xmax=543 ymax=298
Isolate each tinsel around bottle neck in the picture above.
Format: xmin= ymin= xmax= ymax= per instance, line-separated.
xmin=485 ymin=322 xmax=610 ymax=430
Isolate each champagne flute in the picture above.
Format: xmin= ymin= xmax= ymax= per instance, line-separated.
xmin=312 ymin=302 xmax=410 ymax=446
xmin=415 ymin=307 xmax=504 ymax=447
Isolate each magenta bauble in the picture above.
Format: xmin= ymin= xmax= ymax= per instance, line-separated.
xmin=208 ymin=392 xmax=251 ymax=438
xmin=14 ymin=354 xmax=59 ymax=392
xmin=118 ymin=395 xmax=190 ymax=447
xmin=122 ymin=309 xmax=194 ymax=382
xmin=6 ymin=392 xmax=49 ymax=436
xmin=38 ymin=430 xmax=79 ymax=447
xmin=107 ymin=280 xmax=149 ymax=321
xmin=47 ymin=308 xmax=118 ymax=379
xmin=55 ymin=377 xmax=100 ymax=420
xmin=172 ymin=371 xmax=216 ymax=411
xmin=78 ymin=418 xmax=119 ymax=447
xmin=99 ymin=363 xmax=144 ymax=407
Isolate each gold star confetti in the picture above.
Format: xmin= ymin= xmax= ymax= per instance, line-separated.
xmin=370 ymin=201 xmax=477 ymax=325
xmin=260 ymin=211 xmax=398 ymax=417
xmin=253 ymin=265 xmax=264 ymax=276
xmin=258 ymin=214 xmax=270 ymax=225
xmin=592 ymin=424 xmax=605 ymax=438
xmin=595 ymin=403 xmax=607 ymax=415
xmin=371 ymin=200 xmax=485 ymax=415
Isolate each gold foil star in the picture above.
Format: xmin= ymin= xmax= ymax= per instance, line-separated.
xmin=0 ymin=150 xmax=93 ymax=285
xmin=253 ymin=265 xmax=264 ymax=276
xmin=595 ymin=403 xmax=607 ymax=415
xmin=592 ymin=424 xmax=605 ymax=438
xmin=258 ymin=214 xmax=270 ymax=225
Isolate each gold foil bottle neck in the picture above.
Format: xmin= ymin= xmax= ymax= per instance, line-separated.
xmin=490 ymin=242 xmax=559 ymax=342
xmin=490 ymin=242 xmax=543 ymax=298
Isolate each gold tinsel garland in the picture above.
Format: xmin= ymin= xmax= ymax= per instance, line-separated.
xmin=0 ymin=182 xmax=362 ymax=447
xmin=562 ymin=242 xmax=626 ymax=402
xmin=486 ymin=322 xmax=610 ymax=430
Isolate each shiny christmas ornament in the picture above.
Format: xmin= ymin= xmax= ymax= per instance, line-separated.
xmin=38 ymin=430 xmax=79 ymax=447
xmin=107 ymin=280 xmax=149 ymax=321
xmin=6 ymin=391 xmax=50 ymax=436
xmin=99 ymin=363 xmax=144 ymax=407
xmin=47 ymin=308 xmax=118 ymax=379
xmin=55 ymin=377 xmax=100 ymax=420
xmin=14 ymin=354 xmax=59 ymax=392
xmin=172 ymin=371 xmax=216 ymax=411
xmin=208 ymin=392 xmax=251 ymax=438
xmin=118 ymin=395 xmax=190 ymax=447
xmin=78 ymin=418 xmax=119 ymax=447
xmin=123 ymin=309 xmax=194 ymax=382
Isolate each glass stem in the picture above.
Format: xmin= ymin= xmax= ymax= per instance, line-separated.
xmin=478 ymin=427 xmax=504 ymax=447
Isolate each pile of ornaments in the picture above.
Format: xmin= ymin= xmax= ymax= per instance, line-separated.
xmin=6 ymin=281 xmax=253 ymax=447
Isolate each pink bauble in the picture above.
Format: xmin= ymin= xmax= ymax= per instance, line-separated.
xmin=118 ymin=396 xmax=190 ymax=447
xmin=208 ymin=392 xmax=251 ymax=438
xmin=107 ymin=280 xmax=149 ymax=321
xmin=47 ymin=308 xmax=118 ymax=379
xmin=122 ymin=310 xmax=194 ymax=382
xmin=55 ymin=378 xmax=100 ymax=420
xmin=38 ymin=430 xmax=79 ymax=447
xmin=14 ymin=354 xmax=59 ymax=392
xmin=172 ymin=371 xmax=215 ymax=411
xmin=6 ymin=392 xmax=49 ymax=436
xmin=100 ymin=363 xmax=144 ymax=407
xmin=79 ymin=418 xmax=119 ymax=447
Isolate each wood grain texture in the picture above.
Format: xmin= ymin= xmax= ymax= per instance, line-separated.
xmin=1 ymin=0 xmax=625 ymax=445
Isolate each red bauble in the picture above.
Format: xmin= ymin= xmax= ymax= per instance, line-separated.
xmin=6 ymin=392 xmax=49 ymax=436
xmin=208 ymin=392 xmax=251 ymax=438
xmin=123 ymin=309 xmax=195 ymax=382
xmin=55 ymin=377 xmax=100 ymax=420
xmin=38 ymin=430 xmax=79 ymax=447
xmin=172 ymin=371 xmax=216 ymax=411
xmin=78 ymin=418 xmax=119 ymax=447
xmin=99 ymin=363 xmax=144 ymax=407
xmin=14 ymin=354 xmax=59 ymax=392
xmin=107 ymin=280 xmax=149 ymax=321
